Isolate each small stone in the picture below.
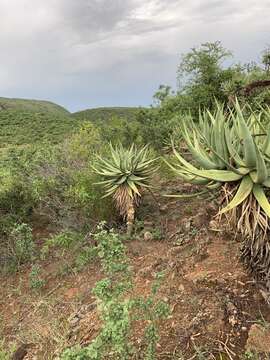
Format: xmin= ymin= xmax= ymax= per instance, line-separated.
xmin=184 ymin=220 xmax=191 ymax=231
xmin=178 ymin=284 xmax=185 ymax=292
xmin=144 ymin=231 xmax=153 ymax=241
xmin=69 ymin=315 xmax=80 ymax=326
xmin=160 ymin=205 xmax=167 ymax=212
xmin=144 ymin=221 xmax=154 ymax=227
xmin=241 ymin=326 xmax=247 ymax=332
xmin=209 ymin=220 xmax=220 ymax=231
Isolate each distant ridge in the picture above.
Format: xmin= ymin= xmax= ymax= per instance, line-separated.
xmin=0 ymin=97 xmax=75 ymax=147
xmin=72 ymin=106 xmax=142 ymax=122
xmin=0 ymin=97 xmax=70 ymax=116
xmin=0 ymin=98 xmax=144 ymax=149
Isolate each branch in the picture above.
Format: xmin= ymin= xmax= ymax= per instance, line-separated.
xmin=241 ymin=79 xmax=270 ymax=96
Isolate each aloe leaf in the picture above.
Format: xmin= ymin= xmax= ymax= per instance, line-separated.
xmin=252 ymin=143 xmax=268 ymax=183
xmin=263 ymin=178 xmax=270 ymax=188
xmin=219 ymin=175 xmax=253 ymax=214
xmin=127 ymin=180 xmax=141 ymax=196
xmin=182 ymin=124 xmax=207 ymax=160
xmin=225 ymin=127 xmax=245 ymax=167
xmin=235 ymin=100 xmax=257 ymax=168
xmin=253 ymin=184 xmax=270 ymax=218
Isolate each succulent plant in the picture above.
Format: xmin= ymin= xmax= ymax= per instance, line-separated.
xmin=165 ymin=101 xmax=270 ymax=284
xmin=93 ymin=144 xmax=157 ymax=234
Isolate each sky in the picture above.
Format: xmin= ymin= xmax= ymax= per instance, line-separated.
xmin=0 ymin=0 xmax=269 ymax=112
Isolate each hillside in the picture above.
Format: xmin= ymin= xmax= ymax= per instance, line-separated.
xmin=72 ymin=106 xmax=141 ymax=122
xmin=0 ymin=97 xmax=70 ymax=116
xmin=0 ymin=98 xmax=77 ymax=148
xmin=0 ymin=99 xmax=143 ymax=149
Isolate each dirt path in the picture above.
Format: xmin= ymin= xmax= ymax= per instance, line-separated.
xmin=0 ymin=180 xmax=270 ymax=359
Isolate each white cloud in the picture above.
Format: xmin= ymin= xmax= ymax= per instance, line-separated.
xmin=0 ymin=0 xmax=269 ymax=110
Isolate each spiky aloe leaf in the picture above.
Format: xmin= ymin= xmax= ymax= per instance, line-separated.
xmin=235 ymin=100 xmax=257 ymax=168
xmin=225 ymin=126 xmax=246 ymax=167
xmin=219 ymin=175 xmax=253 ymax=214
xmin=255 ymin=143 xmax=268 ymax=183
xmin=253 ymin=184 xmax=270 ymax=218
xmin=263 ymin=178 xmax=270 ymax=188
xmin=182 ymin=125 xmax=218 ymax=169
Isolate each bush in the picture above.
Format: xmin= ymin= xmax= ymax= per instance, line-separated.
xmin=0 ymin=223 xmax=35 ymax=272
xmin=19 ymin=125 xmax=115 ymax=231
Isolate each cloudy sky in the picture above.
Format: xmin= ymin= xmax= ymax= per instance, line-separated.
xmin=0 ymin=0 xmax=269 ymax=112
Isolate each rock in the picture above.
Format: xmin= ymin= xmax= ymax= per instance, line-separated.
xmin=185 ymin=270 xmax=213 ymax=283
xmin=69 ymin=315 xmax=80 ymax=326
xmin=144 ymin=231 xmax=153 ymax=241
xmin=246 ymin=324 xmax=270 ymax=353
xmin=160 ymin=205 xmax=167 ymax=212
xmin=178 ymin=284 xmax=185 ymax=292
xmin=144 ymin=221 xmax=154 ymax=227
xmin=184 ymin=220 xmax=191 ymax=232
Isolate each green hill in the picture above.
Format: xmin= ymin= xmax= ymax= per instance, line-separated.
xmin=72 ymin=107 xmax=141 ymax=122
xmin=0 ymin=97 xmax=70 ymax=116
xmin=0 ymin=98 xmax=77 ymax=148
xmin=0 ymin=99 xmax=143 ymax=151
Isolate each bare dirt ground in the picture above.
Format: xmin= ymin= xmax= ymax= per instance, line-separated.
xmin=1 ymin=179 xmax=270 ymax=359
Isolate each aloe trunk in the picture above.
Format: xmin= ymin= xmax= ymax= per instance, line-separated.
xmin=126 ymin=200 xmax=135 ymax=236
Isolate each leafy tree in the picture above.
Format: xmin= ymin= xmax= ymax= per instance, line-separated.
xmin=153 ymin=85 xmax=174 ymax=106
xmin=177 ymin=41 xmax=234 ymax=113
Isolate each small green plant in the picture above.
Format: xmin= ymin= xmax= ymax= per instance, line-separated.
xmin=41 ymin=231 xmax=84 ymax=258
xmin=133 ymin=272 xmax=170 ymax=360
xmin=151 ymin=227 xmax=163 ymax=241
xmin=0 ymin=342 xmax=9 ymax=360
xmin=0 ymin=340 xmax=15 ymax=360
xmin=243 ymin=350 xmax=261 ymax=359
xmin=8 ymin=223 xmax=34 ymax=268
xmin=74 ymin=246 xmax=98 ymax=271
xmin=93 ymin=144 xmax=157 ymax=235
xmin=61 ymin=223 xmax=133 ymax=360
xmin=61 ymin=223 xmax=169 ymax=360
xmin=29 ymin=264 xmax=45 ymax=290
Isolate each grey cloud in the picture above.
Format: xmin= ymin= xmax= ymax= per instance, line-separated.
xmin=0 ymin=0 xmax=269 ymax=111
xmin=58 ymin=0 xmax=135 ymax=40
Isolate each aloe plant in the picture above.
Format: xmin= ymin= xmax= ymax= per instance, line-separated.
xmin=165 ymin=101 xmax=270 ymax=284
xmin=93 ymin=144 xmax=157 ymax=235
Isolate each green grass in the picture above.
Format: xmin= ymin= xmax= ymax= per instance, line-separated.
xmin=72 ymin=107 xmax=142 ymax=122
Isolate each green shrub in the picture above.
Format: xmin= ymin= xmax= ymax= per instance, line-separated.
xmin=18 ymin=126 xmax=115 ymax=231
xmin=9 ymin=223 xmax=34 ymax=264
xmin=29 ymin=264 xmax=45 ymax=290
